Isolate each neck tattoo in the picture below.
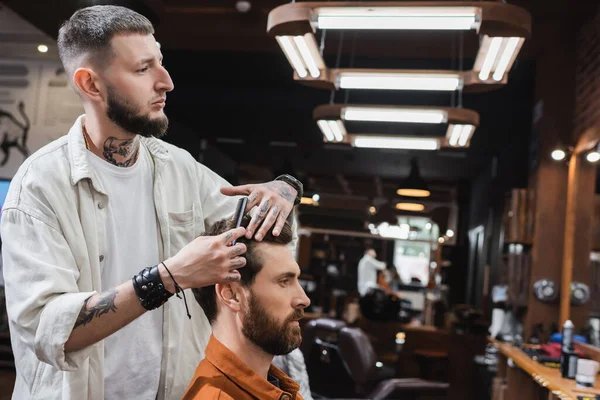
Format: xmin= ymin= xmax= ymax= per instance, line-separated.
xmin=83 ymin=124 xmax=140 ymax=167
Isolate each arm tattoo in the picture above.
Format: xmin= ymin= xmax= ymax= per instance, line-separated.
xmin=103 ymin=136 xmax=140 ymax=167
xmin=74 ymin=289 xmax=119 ymax=329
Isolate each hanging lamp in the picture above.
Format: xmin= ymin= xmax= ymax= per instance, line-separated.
xmin=398 ymin=158 xmax=430 ymax=198
xmin=314 ymin=104 xmax=480 ymax=149
xmin=267 ymin=2 xmax=531 ymax=91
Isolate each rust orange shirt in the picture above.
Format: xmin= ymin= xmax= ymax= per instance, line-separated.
xmin=183 ymin=335 xmax=303 ymax=400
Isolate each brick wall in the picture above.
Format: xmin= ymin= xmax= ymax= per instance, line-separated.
xmin=575 ymin=6 xmax=600 ymax=136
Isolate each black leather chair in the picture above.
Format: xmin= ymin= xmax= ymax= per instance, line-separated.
xmin=302 ymin=319 xmax=449 ymax=400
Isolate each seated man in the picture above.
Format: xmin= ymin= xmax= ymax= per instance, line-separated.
xmin=185 ymin=216 xmax=310 ymax=400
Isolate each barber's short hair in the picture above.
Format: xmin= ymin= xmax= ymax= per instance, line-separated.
xmin=192 ymin=214 xmax=294 ymax=324
xmin=57 ymin=5 xmax=154 ymax=77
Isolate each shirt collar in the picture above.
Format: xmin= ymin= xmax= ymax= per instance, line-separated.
xmin=205 ymin=335 xmax=300 ymax=399
xmin=68 ymin=114 xmax=171 ymax=189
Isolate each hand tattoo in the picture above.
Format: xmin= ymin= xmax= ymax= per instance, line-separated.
xmin=74 ymin=289 xmax=119 ymax=329
xmin=103 ymin=136 xmax=140 ymax=167
xmin=259 ymin=200 xmax=270 ymax=214
xmin=262 ymin=181 xmax=296 ymax=203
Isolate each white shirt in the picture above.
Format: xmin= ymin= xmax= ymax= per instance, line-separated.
xmin=357 ymin=254 xmax=386 ymax=296
xmin=0 ymin=115 xmax=300 ymax=400
xmin=88 ymin=146 xmax=162 ymax=399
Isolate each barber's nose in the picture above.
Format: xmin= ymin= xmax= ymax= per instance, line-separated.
xmin=157 ymin=65 xmax=174 ymax=92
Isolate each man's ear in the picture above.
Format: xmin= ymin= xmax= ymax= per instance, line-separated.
xmin=73 ymin=67 xmax=104 ymax=103
xmin=215 ymin=283 xmax=242 ymax=313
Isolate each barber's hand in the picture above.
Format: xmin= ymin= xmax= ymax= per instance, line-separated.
xmin=163 ymin=227 xmax=247 ymax=290
xmin=220 ymin=180 xmax=297 ymax=241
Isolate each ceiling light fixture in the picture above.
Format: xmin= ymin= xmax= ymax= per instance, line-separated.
xmin=338 ymin=71 xmax=462 ymax=91
xmin=397 ymin=158 xmax=430 ymax=197
xmin=446 ymin=124 xmax=475 ymax=147
xmin=37 ymin=44 xmax=48 ymax=53
xmin=315 ymin=6 xmax=479 ymax=30
xmin=343 ymin=107 xmax=446 ymax=124
xmin=317 ymin=119 xmax=346 ymax=142
xmin=315 ymin=104 xmax=479 ymax=148
xmin=396 ymin=202 xmax=426 ymax=212
xmin=474 ymin=35 xmax=525 ymax=82
xmin=268 ymin=2 xmax=530 ymax=91
xmin=275 ymin=33 xmax=323 ymax=79
xmin=353 ymin=136 xmax=440 ymax=151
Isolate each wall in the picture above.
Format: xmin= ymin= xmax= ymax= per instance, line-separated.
xmin=0 ymin=5 xmax=84 ymax=180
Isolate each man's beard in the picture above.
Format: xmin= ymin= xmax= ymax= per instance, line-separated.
xmin=242 ymin=292 xmax=304 ymax=356
xmin=106 ymin=85 xmax=168 ymax=138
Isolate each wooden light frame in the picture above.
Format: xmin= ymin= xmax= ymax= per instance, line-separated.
xmin=267 ymin=2 xmax=531 ymax=91
xmin=313 ymin=104 xmax=480 ymax=148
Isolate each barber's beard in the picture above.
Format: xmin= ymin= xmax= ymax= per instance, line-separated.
xmin=242 ymin=293 xmax=304 ymax=356
xmin=106 ymin=85 xmax=168 ymax=138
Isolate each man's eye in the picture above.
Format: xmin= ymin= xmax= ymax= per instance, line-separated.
xmin=280 ymin=279 xmax=290 ymax=286
xmin=137 ymin=66 xmax=149 ymax=73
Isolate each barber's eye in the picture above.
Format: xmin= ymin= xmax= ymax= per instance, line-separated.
xmin=280 ymin=279 xmax=290 ymax=286
xmin=137 ymin=66 xmax=149 ymax=73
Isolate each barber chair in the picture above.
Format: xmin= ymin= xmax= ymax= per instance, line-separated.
xmin=302 ymin=319 xmax=448 ymax=400
xmin=359 ymin=288 xmax=414 ymax=323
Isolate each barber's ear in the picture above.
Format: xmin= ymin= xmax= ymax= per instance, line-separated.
xmin=73 ymin=67 xmax=104 ymax=103
xmin=215 ymin=283 xmax=242 ymax=312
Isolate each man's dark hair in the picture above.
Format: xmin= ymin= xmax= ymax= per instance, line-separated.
xmin=57 ymin=5 xmax=154 ymax=77
xmin=192 ymin=215 xmax=294 ymax=324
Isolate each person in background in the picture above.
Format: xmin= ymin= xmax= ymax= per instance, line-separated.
xmin=357 ymin=248 xmax=386 ymax=297
xmin=186 ymin=216 xmax=310 ymax=399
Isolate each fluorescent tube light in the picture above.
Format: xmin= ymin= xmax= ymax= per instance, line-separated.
xmin=317 ymin=15 xmax=476 ymax=30
xmin=492 ymin=37 xmax=523 ymax=81
xmin=458 ymin=125 xmax=474 ymax=146
xmin=352 ymin=136 xmax=440 ymax=150
xmin=338 ymin=72 xmax=461 ymax=91
xmin=328 ymin=120 xmax=346 ymax=142
xmin=478 ymin=37 xmax=502 ymax=81
xmin=315 ymin=6 xmax=478 ymax=30
xmin=317 ymin=120 xmax=335 ymax=141
xmin=447 ymin=124 xmax=462 ymax=146
xmin=276 ymin=36 xmax=308 ymax=78
xmin=343 ymin=107 xmax=446 ymax=124
xmin=293 ymin=34 xmax=322 ymax=78
xmin=446 ymin=124 xmax=475 ymax=147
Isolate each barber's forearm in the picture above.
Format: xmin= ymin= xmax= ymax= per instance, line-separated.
xmin=64 ymin=280 xmax=146 ymax=353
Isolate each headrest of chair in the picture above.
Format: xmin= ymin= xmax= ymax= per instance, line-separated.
xmin=338 ymin=327 xmax=379 ymax=385
xmin=300 ymin=318 xmax=347 ymax=357
xmin=309 ymin=318 xmax=347 ymax=332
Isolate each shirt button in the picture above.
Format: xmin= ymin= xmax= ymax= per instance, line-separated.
xmin=280 ymin=395 xmax=290 ymax=400
xmin=98 ymin=202 xmax=104 ymax=209
xmin=99 ymin=255 xmax=104 ymax=262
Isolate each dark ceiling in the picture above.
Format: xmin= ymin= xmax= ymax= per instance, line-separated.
xmin=5 ymin=0 xmax=590 ymax=232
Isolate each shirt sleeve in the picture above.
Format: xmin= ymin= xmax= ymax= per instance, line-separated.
xmin=1 ymin=208 xmax=96 ymax=371
xmin=367 ymin=257 xmax=387 ymax=271
xmin=195 ymin=163 xmax=299 ymax=249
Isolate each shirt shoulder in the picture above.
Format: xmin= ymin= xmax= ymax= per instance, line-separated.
xmin=4 ymin=136 xmax=71 ymax=223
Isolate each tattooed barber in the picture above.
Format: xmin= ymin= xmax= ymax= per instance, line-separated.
xmin=0 ymin=5 xmax=302 ymax=400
